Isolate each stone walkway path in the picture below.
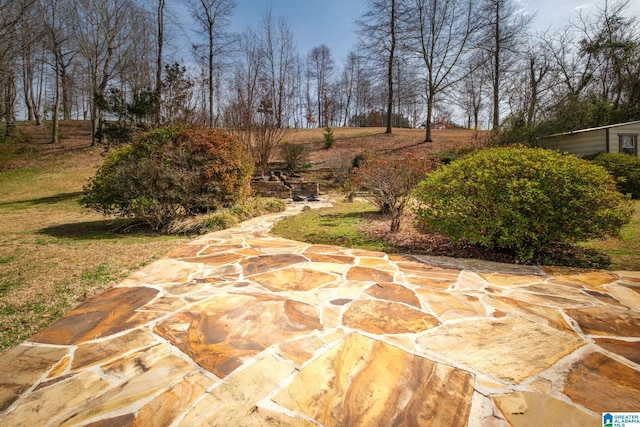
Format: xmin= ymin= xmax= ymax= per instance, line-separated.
xmin=1 ymin=203 xmax=639 ymax=426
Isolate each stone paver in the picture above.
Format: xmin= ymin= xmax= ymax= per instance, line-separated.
xmin=1 ymin=202 xmax=639 ymax=426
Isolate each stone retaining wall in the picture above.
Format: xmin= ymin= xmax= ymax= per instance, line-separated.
xmin=251 ymin=181 xmax=319 ymax=199
xmin=251 ymin=181 xmax=292 ymax=199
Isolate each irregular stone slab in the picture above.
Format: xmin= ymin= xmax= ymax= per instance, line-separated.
xmin=240 ymin=254 xmax=308 ymax=276
xmin=154 ymin=293 xmax=321 ymax=377
xmin=358 ymin=257 xmax=394 ymax=270
xmin=273 ymin=333 xmax=474 ymax=426
xmin=234 ymin=247 xmax=262 ymax=257
xmin=251 ymin=267 xmax=336 ymax=292
xmin=493 ymin=391 xmax=599 ymax=427
xmin=396 ymin=263 xmax=460 ymax=281
xmin=484 ymin=296 xmax=573 ymax=333
xmin=519 ymin=283 xmax=603 ymax=305
xmin=595 ymin=338 xmax=640 ymax=364
xmin=48 ymin=356 xmax=71 ymax=378
xmin=346 ymin=266 xmax=395 ymax=283
xmin=71 ymin=328 xmax=155 ymax=371
xmin=564 ymin=305 xmax=640 ymax=336
xmin=417 ymin=317 xmax=584 ymax=383
xmin=502 ymin=289 xmax=596 ymax=309
xmin=564 ymin=352 xmax=640 ymax=413
xmin=454 ymin=271 xmax=489 ymax=291
xmin=183 ymin=252 xmax=244 ymax=266
xmin=410 ymin=254 xmax=463 ymax=270
xmin=277 ymin=335 xmax=325 ymax=367
xmin=607 ymin=284 xmax=640 ymax=310
xmin=305 ymin=261 xmax=351 ymax=275
xmin=85 ymin=414 xmax=135 ymax=426
xmin=244 ymin=237 xmax=308 ymax=254
xmin=199 ymin=244 xmax=244 ymax=255
xmin=343 ymin=300 xmax=439 ymax=335
xmin=403 ymin=274 xmax=455 ymax=289
xmin=60 ymin=344 xmax=195 ymax=426
xmin=417 ymin=290 xmax=487 ymax=320
xmin=349 ymin=249 xmax=386 ymax=258
xmin=582 ymin=289 xmax=626 ymax=307
xmin=540 ymin=267 xmax=619 ymax=289
xmin=303 ymin=252 xmax=355 ymax=265
xmin=304 ymin=244 xmax=352 ymax=255
xmin=364 ymin=282 xmax=421 ymax=308
xmin=459 ymin=259 xmax=543 ymax=275
xmin=121 ymin=259 xmax=201 ymax=285
xmin=142 ymin=296 xmax=187 ymax=312
xmin=179 ymin=354 xmax=297 ymax=426
xmin=479 ymin=273 xmax=546 ymax=287
xmin=1 ymin=371 xmax=110 ymax=426
xmin=322 ymin=303 xmax=344 ymax=329
xmin=30 ymin=287 xmax=159 ymax=345
xmin=0 ymin=345 xmax=69 ymax=412
xmin=618 ymin=271 xmax=640 ymax=286
xmin=164 ymin=282 xmax=204 ymax=295
xmin=163 ymin=243 xmax=207 ymax=259
xmin=134 ymin=372 xmax=211 ymax=426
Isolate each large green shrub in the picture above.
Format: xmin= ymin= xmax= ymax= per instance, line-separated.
xmin=590 ymin=153 xmax=640 ymax=199
xmin=415 ymin=147 xmax=633 ymax=261
xmin=82 ymin=126 xmax=254 ymax=230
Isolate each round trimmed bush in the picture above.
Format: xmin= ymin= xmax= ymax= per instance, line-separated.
xmin=82 ymin=126 xmax=254 ymax=230
xmin=415 ymin=147 xmax=633 ymax=261
xmin=590 ymin=153 xmax=640 ymax=199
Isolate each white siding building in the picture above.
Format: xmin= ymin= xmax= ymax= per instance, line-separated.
xmin=539 ymin=121 xmax=640 ymax=157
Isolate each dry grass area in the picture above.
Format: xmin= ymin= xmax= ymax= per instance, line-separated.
xmin=0 ymin=122 xmax=188 ymax=351
xmin=280 ymin=127 xmax=486 ymax=172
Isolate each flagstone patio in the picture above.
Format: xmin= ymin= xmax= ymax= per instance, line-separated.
xmin=1 ymin=202 xmax=639 ymax=426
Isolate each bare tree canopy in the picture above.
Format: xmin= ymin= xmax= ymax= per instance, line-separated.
xmin=2 ymin=0 xmax=640 ymax=149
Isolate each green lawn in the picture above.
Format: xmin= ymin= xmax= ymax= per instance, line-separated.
xmin=272 ymin=199 xmax=640 ymax=271
xmin=271 ymin=201 xmax=392 ymax=252
xmin=0 ymin=148 xmax=188 ymax=351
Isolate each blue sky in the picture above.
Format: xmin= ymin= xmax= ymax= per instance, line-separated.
xmin=229 ymin=0 xmax=367 ymax=61
xmin=174 ymin=0 xmax=640 ymax=63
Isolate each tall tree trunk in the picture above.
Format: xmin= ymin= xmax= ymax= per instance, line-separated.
xmin=385 ymin=0 xmax=396 ymax=134
xmin=492 ymin=3 xmax=500 ymax=131
xmin=52 ymin=56 xmax=61 ymax=144
xmin=425 ymin=91 xmax=434 ymax=142
xmin=208 ymin=29 xmax=214 ymax=128
xmin=4 ymin=73 xmax=17 ymax=141
xmin=155 ymin=0 xmax=164 ymax=126
xmin=61 ymin=64 xmax=72 ymax=120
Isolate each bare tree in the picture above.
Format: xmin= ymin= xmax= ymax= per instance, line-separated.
xmin=72 ymin=0 xmax=140 ymax=144
xmin=1 ymin=0 xmax=36 ymax=139
xmin=357 ymin=0 xmax=400 ymax=134
xmin=339 ymin=51 xmax=359 ymax=127
xmin=186 ymin=0 xmax=236 ymax=128
xmin=480 ymin=0 xmax=533 ymax=130
xmin=407 ymin=0 xmax=481 ymax=141
xmin=307 ymin=45 xmax=334 ymax=128
xmin=259 ymin=7 xmax=296 ymax=128
xmin=42 ymin=0 xmax=74 ymax=142
xmin=576 ymin=0 xmax=640 ymax=108
xmin=17 ymin=3 xmax=45 ymax=125
xmin=155 ymin=0 xmax=165 ymax=126
xmin=224 ymin=26 xmax=287 ymax=175
xmin=455 ymin=52 xmax=487 ymax=129
xmin=520 ymin=40 xmax=551 ymax=124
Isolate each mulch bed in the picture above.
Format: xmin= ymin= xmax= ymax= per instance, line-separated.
xmin=360 ymin=212 xmax=612 ymax=269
